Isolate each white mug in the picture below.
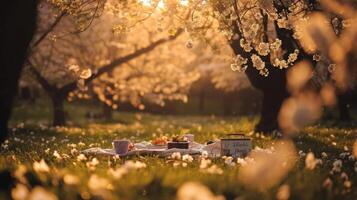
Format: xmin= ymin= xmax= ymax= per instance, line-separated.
xmin=112 ymin=140 xmax=129 ymax=155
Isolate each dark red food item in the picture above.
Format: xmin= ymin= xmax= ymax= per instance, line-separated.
xmin=167 ymin=142 xmax=189 ymax=149
xmin=128 ymin=143 xmax=135 ymax=151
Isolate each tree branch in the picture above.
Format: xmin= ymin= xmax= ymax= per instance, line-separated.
xmin=59 ymin=29 xmax=184 ymax=95
xmin=31 ymin=11 xmax=66 ymax=48
xmin=27 ymin=60 xmax=56 ymax=94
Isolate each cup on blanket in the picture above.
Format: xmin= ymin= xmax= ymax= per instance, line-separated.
xmin=113 ymin=140 xmax=129 ymax=155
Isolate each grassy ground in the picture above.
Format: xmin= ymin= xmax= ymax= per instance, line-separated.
xmin=1 ymin=100 xmax=357 ymax=200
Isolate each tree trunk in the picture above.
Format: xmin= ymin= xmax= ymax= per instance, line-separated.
xmin=243 ymin=64 xmax=289 ymax=132
xmin=223 ymin=93 xmax=233 ymax=116
xmin=199 ymin=90 xmax=205 ymax=113
xmin=102 ymin=104 xmax=112 ymax=121
xmin=0 ymin=0 xmax=37 ymax=143
xmin=51 ymin=96 xmax=66 ymax=126
xmin=338 ymin=94 xmax=351 ymax=121
xmin=255 ymin=88 xmax=288 ymax=132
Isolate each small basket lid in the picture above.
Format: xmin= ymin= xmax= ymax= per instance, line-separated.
xmin=221 ymin=133 xmax=251 ymax=140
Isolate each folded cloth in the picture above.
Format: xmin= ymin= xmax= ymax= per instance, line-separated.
xmin=82 ymin=141 xmax=222 ymax=158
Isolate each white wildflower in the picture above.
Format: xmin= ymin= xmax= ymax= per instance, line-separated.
xmin=77 ymin=154 xmax=87 ymax=162
xmin=171 ymin=152 xmax=182 ymax=160
xmin=28 ymin=187 xmax=57 ymax=200
xmin=305 ymin=152 xmax=318 ymax=170
xmin=199 ymin=158 xmax=212 ymax=169
xmin=11 ymin=184 xmax=29 ymax=200
xmin=182 ymin=154 xmax=193 ymax=163
xmin=276 ymin=184 xmax=290 ymax=200
xmin=331 ymin=160 xmax=342 ymax=174
xmin=177 ymin=182 xmax=224 ymax=200
xmin=33 ymin=159 xmax=50 ymax=173
xmin=63 ymin=174 xmax=79 ymax=185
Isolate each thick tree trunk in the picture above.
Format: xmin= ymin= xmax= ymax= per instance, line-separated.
xmin=102 ymin=104 xmax=113 ymax=121
xmin=51 ymin=96 xmax=66 ymax=126
xmin=255 ymin=88 xmax=289 ymax=132
xmin=0 ymin=0 xmax=37 ymax=143
xmin=338 ymin=94 xmax=351 ymax=121
xmin=244 ymin=64 xmax=289 ymax=132
xmin=223 ymin=93 xmax=233 ymax=116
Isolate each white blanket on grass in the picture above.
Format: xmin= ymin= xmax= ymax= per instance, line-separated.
xmin=82 ymin=141 xmax=221 ymax=157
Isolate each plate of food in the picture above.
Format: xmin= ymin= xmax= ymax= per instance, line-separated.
xmin=151 ymin=136 xmax=168 ymax=146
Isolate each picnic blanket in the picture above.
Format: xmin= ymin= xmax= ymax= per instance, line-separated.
xmin=82 ymin=141 xmax=221 ymax=157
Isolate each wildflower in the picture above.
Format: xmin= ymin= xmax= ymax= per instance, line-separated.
xmin=182 ymin=154 xmax=193 ymax=163
xmin=109 ymin=160 xmax=147 ymax=179
xmin=71 ymin=148 xmax=78 ymax=156
xmin=67 ymin=143 xmax=77 ymax=148
xmin=88 ymin=175 xmax=112 ymax=191
xmin=63 ymin=174 xmax=79 ymax=185
xmin=44 ymin=148 xmax=50 ymax=154
xmin=353 ymin=140 xmax=357 ymax=158
xmin=223 ymin=156 xmax=236 ymax=167
xmin=279 ymin=92 xmax=322 ymax=135
xmin=322 ymin=178 xmax=333 ymax=189
xmin=14 ymin=165 xmax=27 ymax=183
xmin=11 ymin=184 xmax=29 ymax=200
xmin=276 ymin=184 xmax=290 ymax=200
xmin=202 ymin=165 xmax=223 ymax=175
xmin=177 ymin=182 xmax=224 ymax=200
xmin=173 ymin=161 xmax=181 ymax=168
xmin=125 ymin=160 xmax=147 ymax=169
xmin=305 ymin=152 xmax=318 ymax=170
xmin=108 ymin=168 xmax=127 ymax=179
xmin=344 ymin=180 xmax=352 ymax=188
xmin=201 ymin=151 xmax=208 ymax=158
xmin=199 ymin=158 xmax=212 ymax=169
xmin=77 ymin=154 xmax=87 ymax=162
xmin=86 ymin=158 xmax=100 ymax=170
xmin=238 ymin=141 xmax=297 ymax=190
xmin=331 ymin=160 xmax=342 ymax=174
xmin=28 ymin=187 xmax=58 ymax=200
xmin=341 ymin=172 xmax=348 ymax=181
xmin=33 ymin=159 xmax=50 ymax=173
xmin=53 ymin=151 xmax=62 ymax=160
xmin=171 ymin=152 xmax=181 ymax=160
xmin=78 ymin=142 xmax=86 ymax=147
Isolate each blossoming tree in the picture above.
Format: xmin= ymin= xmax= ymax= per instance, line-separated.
xmin=27 ymin=0 xmax=357 ymax=132
xmin=27 ymin=1 xmax=201 ymax=125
